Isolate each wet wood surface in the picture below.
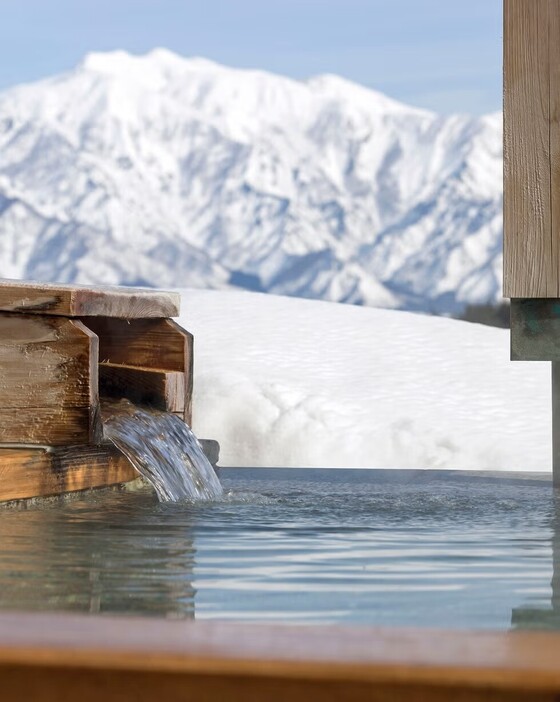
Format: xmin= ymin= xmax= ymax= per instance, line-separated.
xmin=0 ymin=407 xmax=99 ymax=447
xmin=84 ymin=317 xmax=193 ymax=424
xmin=99 ymin=363 xmax=185 ymax=413
xmin=1 ymin=614 xmax=560 ymax=701
xmin=503 ymin=0 xmax=560 ymax=297
xmin=0 ymin=445 xmax=137 ymax=502
xmin=0 ymin=279 xmax=180 ymax=318
xmin=0 ymin=314 xmax=101 ymax=445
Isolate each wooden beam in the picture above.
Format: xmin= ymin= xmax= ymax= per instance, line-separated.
xmin=83 ymin=318 xmax=188 ymax=371
xmin=503 ymin=0 xmax=559 ymax=297
xmin=551 ymin=0 xmax=560 ymax=287
xmin=0 ymin=279 xmax=180 ymax=318
xmin=0 ymin=408 xmax=99 ymax=447
xmin=83 ymin=318 xmax=193 ymax=424
xmin=173 ymin=319 xmax=194 ymax=426
xmin=2 ymin=615 xmax=560 ymax=701
xmin=0 ymin=314 xmax=101 ymax=445
xmin=99 ymin=363 xmax=185 ymax=413
xmin=0 ymin=445 xmax=137 ymax=502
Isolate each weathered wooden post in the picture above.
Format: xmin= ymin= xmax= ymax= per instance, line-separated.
xmin=0 ymin=279 xmax=194 ymax=501
xmin=504 ymin=0 xmax=560 ymax=484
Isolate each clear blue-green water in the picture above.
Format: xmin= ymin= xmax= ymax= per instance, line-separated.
xmin=0 ymin=468 xmax=558 ymax=630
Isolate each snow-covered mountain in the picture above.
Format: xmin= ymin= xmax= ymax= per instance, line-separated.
xmin=0 ymin=49 xmax=502 ymax=313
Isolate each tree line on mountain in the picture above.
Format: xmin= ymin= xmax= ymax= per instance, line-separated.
xmin=456 ymin=301 xmax=510 ymax=329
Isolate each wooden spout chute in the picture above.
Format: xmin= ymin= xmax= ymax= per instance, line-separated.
xmin=0 ymin=278 xmax=193 ymax=502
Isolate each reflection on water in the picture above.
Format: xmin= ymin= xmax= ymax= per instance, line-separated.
xmin=0 ymin=488 xmax=197 ymax=618
xmin=512 ymin=495 xmax=560 ymax=629
xmin=0 ymin=468 xmax=557 ymax=629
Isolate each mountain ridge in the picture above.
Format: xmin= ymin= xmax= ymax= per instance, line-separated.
xmin=0 ymin=49 xmax=502 ymax=312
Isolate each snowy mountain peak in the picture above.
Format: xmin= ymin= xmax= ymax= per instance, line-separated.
xmin=80 ymin=48 xmax=222 ymax=79
xmin=80 ymin=49 xmax=140 ymax=74
xmin=306 ymin=73 xmax=433 ymax=117
xmin=75 ymin=49 xmax=429 ymax=123
xmin=0 ymin=50 xmax=502 ymax=312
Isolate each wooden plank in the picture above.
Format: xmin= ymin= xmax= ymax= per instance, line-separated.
xmin=551 ymin=0 xmax=560 ymax=289
xmin=0 ymin=436 xmax=219 ymax=502
xmin=83 ymin=318 xmax=193 ymax=424
xmin=0 ymin=279 xmax=180 ymax=318
xmin=2 ymin=617 xmax=560 ymax=701
xmin=0 ymin=314 xmax=101 ymax=445
xmin=83 ymin=318 xmax=187 ymax=371
xmin=172 ymin=319 xmax=194 ymax=426
xmin=0 ymin=408 xmax=99 ymax=446
xmin=503 ymin=0 xmax=557 ymax=297
xmin=99 ymin=363 xmax=185 ymax=413
xmin=0 ymin=445 xmax=137 ymax=502
xmin=0 ymin=664 xmax=545 ymax=702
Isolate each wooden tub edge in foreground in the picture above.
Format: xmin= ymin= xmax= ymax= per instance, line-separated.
xmin=0 ymin=613 xmax=560 ymax=701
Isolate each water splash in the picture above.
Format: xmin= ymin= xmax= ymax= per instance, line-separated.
xmin=103 ymin=401 xmax=223 ymax=503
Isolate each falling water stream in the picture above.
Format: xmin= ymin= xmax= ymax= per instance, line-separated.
xmin=103 ymin=401 xmax=223 ymax=502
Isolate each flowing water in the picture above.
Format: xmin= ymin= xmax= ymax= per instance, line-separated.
xmin=103 ymin=401 xmax=223 ymax=502
xmin=0 ymin=469 xmax=558 ymax=630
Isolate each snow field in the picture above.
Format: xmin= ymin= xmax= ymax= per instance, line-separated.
xmin=179 ymin=289 xmax=550 ymax=471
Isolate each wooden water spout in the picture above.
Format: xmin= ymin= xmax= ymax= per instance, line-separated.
xmin=0 ymin=279 xmax=195 ymax=502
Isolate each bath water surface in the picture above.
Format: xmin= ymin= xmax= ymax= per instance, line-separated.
xmin=0 ymin=469 xmax=556 ymax=631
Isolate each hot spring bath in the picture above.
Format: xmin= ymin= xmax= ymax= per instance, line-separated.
xmin=0 ymin=468 xmax=556 ymax=631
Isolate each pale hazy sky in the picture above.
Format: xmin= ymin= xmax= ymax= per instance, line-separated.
xmin=0 ymin=0 xmax=502 ymax=115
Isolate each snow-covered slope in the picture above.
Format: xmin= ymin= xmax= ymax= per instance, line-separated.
xmin=0 ymin=50 xmax=502 ymax=313
xmin=180 ymin=289 xmax=548 ymax=471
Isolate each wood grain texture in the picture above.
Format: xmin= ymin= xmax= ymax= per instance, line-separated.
xmin=0 ymin=313 xmax=101 ymax=445
xmin=550 ymin=0 xmax=560 ymax=292
xmin=0 ymin=408 xmax=99 ymax=447
xmin=0 ymin=445 xmax=137 ymax=502
xmin=99 ymin=363 xmax=185 ymax=412
xmin=0 ymin=666 xmax=549 ymax=702
xmin=504 ymin=0 xmax=559 ymax=297
xmin=83 ymin=317 xmax=193 ymax=424
xmin=1 ymin=615 xmax=560 ymax=701
xmin=0 ymin=279 xmax=180 ymax=318
xmin=171 ymin=319 xmax=194 ymax=425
